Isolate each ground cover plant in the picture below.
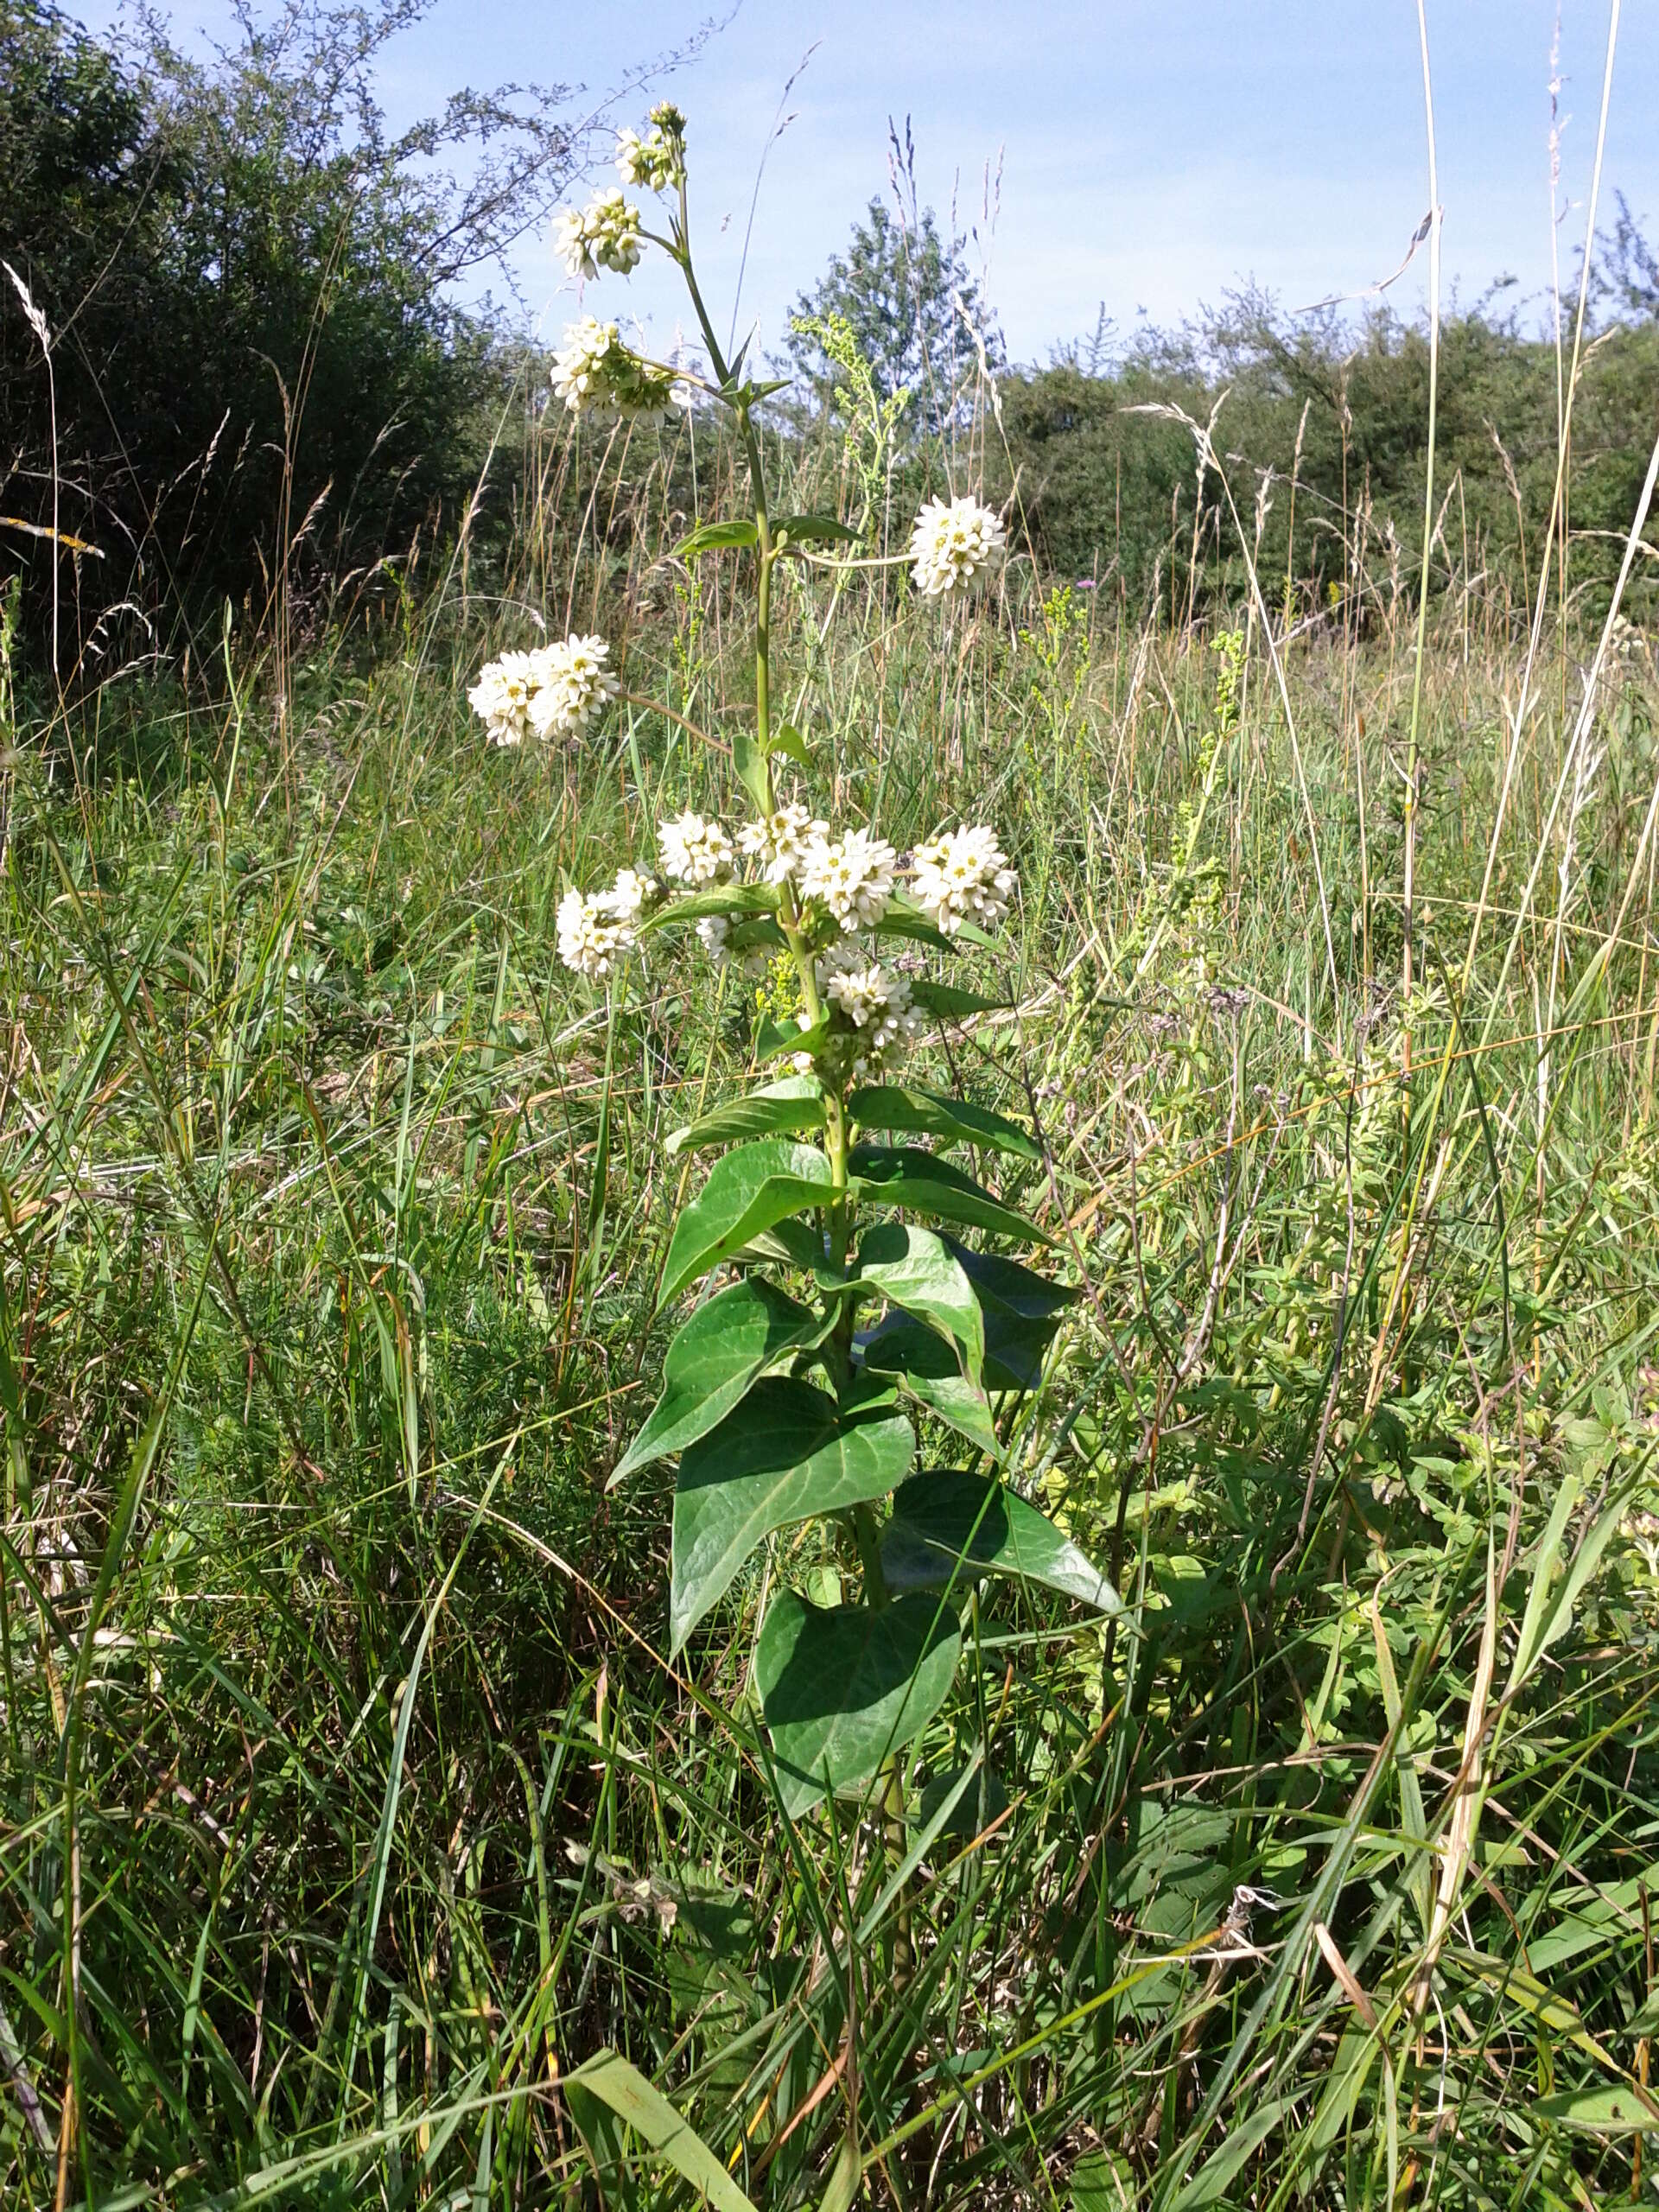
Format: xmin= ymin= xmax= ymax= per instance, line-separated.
xmin=6 ymin=60 xmax=1659 ymax=2212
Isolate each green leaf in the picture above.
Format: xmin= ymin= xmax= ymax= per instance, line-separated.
xmin=918 ymin=1761 xmax=1010 ymax=1840
xmin=849 ymin=1084 xmax=1041 ymax=1161
xmin=866 ymin=901 xmax=954 ymax=952
xmin=671 ymin=1378 xmax=914 ymax=1650
xmin=613 ymin=1279 xmax=825 ymax=1480
xmin=856 ymin=1317 xmax=1001 ymax=1459
xmin=563 ymin=2047 xmax=759 ymax=2210
xmin=880 ymin=1470 xmax=1119 ymax=1612
xmin=658 ymin=1141 xmax=834 ymax=1308
xmin=945 ymin=1238 xmax=1074 ymax=1390
xmin=850 ymin=1147 xmax=1052 ymax=1247
xmin=816 ymin=2134 xmax=862 ymax=2212
xmin=727 ymin=917 xmax=788 ymax=955
xmin=857 ymin=1223 xmax=983 ymax=1378
xmin=772 ymin=512 xmax=860 ymax=547
xmin=639 ymin=883 xmax=779 ymax=932
xmin=673 ymin=518 xmax=759 ymax=556
xmin=1533 ymin=2084 xmax=1659 ymax=2132
xmin=910 ymin=979 xmax=1010 ymax=1020
xmin=755 ymin=1588 xmax=961 ymax=1816
xmin=733 ymin=721 xmax=771 ymax=812
xmin=667 ymin=1076 xmax=824 ymax=1158
xmin=766 ymin=720 xmax=811 ymax=767
xmin=756 ymin=1011 xmax=828 ymax=1064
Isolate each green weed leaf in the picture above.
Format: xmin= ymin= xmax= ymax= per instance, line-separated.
xmin=671 ymin=1378 xmax=913 ymax=1649
xmin=613 ymin=1278 xmax=826 ymax=1481
xmin=756 ymin=1588 xmax=961 ymax=1816
xmin=880 ymin=1470 xmax=1119 ymax=1612
xmin=659 ymin=1141 xmax=835 ymax=1307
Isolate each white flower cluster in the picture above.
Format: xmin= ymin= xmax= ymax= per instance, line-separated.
xmin=737 ymin=802 xmax=827 ymax=886
xmin=798 ymin=828 xmax=899 ymax=931
xmin=468 ymin=634 xmax=620 ymax=746
xmin=910 ymin=823 xmax=1018 ymax=935
xmin=658 ymin=810 xmax=734 ymax=887
xmin=908 ymin=494 xmax=1007 ymax=597
xmin=616 ymin=105 xmax=684 ymax=192
xmin=810 ymin=944 xmax=921 ymax=1079
xmin=555 ymin=188 xmax=644 ymax=280
xmin=556 ymin=867 xmax=650 ymax=982
xmin=466 ymin=649 xmax=540 ymax=747
xmin=550 ymin=319 xmax=680 ymax=427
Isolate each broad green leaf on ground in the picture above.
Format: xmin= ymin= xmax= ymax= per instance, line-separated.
xmin=918 ymin=1760 xmax=1011 ymax=1840
xmin=639 ymin=882 xmax=779 ymax=933
xmin=856 ymin=1222 xmax=983 ymax=1376
xmin=880 ymin=1470 xmax=1119 ymax=1612
xmin=755 ymin=1588 xmax=961 ymax=1816
xmin=613 ymin=1278 xmax=826 ymax=1480
xmin=671 ymin=1378 xmax=913 ymax=1650
xmin=910 ymin=978 xmax=1009 ymax=1020
xmin=563 ymin=2046 xmax=758 ymax=2211
xmin=856 ymin=1316 xmax=1000 ymax=1458
xmin=945 ymin=1236 xmax=1075 ymax=1389
xmin=667 ymin=1075 xmax=825 ymax=1158
xmin=849 ymin=1083 xmax=1040 ymax=1160
xmin=850 ymin=1146 xmax=1052 ymax=1247
xmin=672 ymin=517 xmax=759 ymax=556
xmin=659 ymin=1141 xmax=834 ymax=1308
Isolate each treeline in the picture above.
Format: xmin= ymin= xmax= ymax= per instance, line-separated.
xmin=995 ymin=292 xmax=1659 ymax=626
xmin=3 ymin=0 xmax=1656 ymax=684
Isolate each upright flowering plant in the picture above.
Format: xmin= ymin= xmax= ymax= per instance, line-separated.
xmin=472 ymin=108 xmax=1116 ymax=1819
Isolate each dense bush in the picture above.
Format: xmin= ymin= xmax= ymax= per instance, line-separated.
xmin=0 ymin=0 xmax=579 ymax=674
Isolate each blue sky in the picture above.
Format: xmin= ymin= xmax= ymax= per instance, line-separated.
xmin=76 ymin=1 xmax=1659 ymax=360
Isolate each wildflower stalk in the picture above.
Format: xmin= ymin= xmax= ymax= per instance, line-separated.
xmin=472 ymin=110 xmax=1116 ymax=1940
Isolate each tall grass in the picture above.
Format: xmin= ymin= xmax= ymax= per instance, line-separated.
xmin=4 ymin=308 xmax=1659 ymax=2212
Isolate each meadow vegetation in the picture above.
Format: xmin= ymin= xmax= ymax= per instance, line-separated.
xmin=4 ymin=23 xmax=1659 ymax=2212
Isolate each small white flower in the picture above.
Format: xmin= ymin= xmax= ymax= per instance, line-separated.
xmin=696 ymin=915 xmax=729 ymax=960
xmin=799 ymin=826 xmax=898 ymax=931
xmin=910 ymin=823 xmax=1018 ymax=935
xmin=606 ymin=868 xmax=650 ymax=930
xmin=737 ymin=802 xmax=827 ymax=887
xmin=615 ymin=120 xmax=682 ymax=192
xmin=556 ymin=887 xmax=627 ymax=982
xmin=554 ymin=187 xmax=644 ymax=280
xmin=467 ymin=649 xmax=541 ymax=747
xmin=525 ymin=632 xmax=620 ymax=739
xmin=908 ymin=494 xmax=1007 ymax=597
xmin=817 ymin=944 xmax=920 ymax=1077
xmin=658 ymin=810 xmax=734 ymax=887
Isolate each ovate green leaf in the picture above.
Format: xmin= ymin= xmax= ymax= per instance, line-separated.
xmin=857 ymin=1222 xmax=983 ymax=1378
xmin=658 ymin=1141 xmax=834 ymax=1308
xmin=881 ymin=1470 xmax=1119 ymax=1612
xmin=849 ymin=1083 xmax=1040 ymax=1160
xmin=673 ymin=518 xmax=759 ymax=556
xmin=755 ymin=1588 xmax=961 ymax=1816
xmin=667 ymin=1075 xmax=824 ymax=1158
xmin=613 ymin=1278 xmax=824 ymax=1480
xmin=856 ymin=1317 xmax=1001 ymax=1459
xmin=850 ymin=1147 xmax=1052 ymax=1247
xmin=671 ymin=1378 xmax=913 ymax=1650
